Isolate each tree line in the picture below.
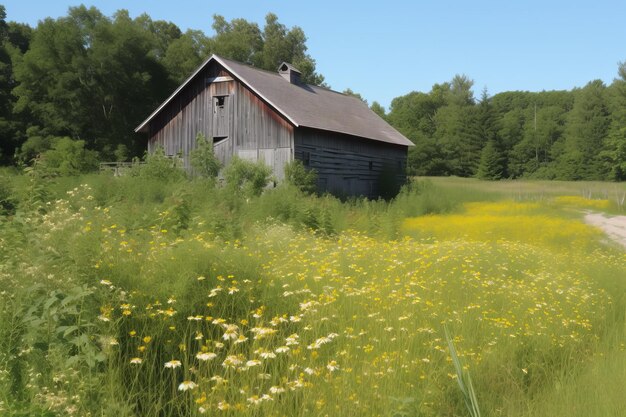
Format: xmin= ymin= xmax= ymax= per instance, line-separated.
xmin=383 ymin=72 xmax=626 ymax=181
xmin=0 ymin=5 xmax=624 ymax=181
xmin=0 ymin=5 xmax=323 ymax=165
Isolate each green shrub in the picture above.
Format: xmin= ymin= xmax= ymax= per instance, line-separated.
xmin=38 ymin=137 xmax=100 ymax=176
xmin=190 ymin=133 xmax=221 ymax=180
xmin=0 ymin=175 xmax=17 ymax=215
xmin=137 ymin=147 xmax=186 ymax=183
xmin=223 ymin=156 xmax=272 ymax=197
xmin=284 ymin=159 xmax=317 ymax=194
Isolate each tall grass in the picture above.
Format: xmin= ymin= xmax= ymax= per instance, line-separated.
xmin=0 ymin=173 xmax=624 ymax=416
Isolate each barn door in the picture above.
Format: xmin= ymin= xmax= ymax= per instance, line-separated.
xmin=212 ymin=95 xmax=230 ymax=138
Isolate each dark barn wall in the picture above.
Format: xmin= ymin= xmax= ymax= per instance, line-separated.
xmin=147 ymin=62 xmax=294 ymax=174
xmin=294 ymin=128 xmax=408 ymax=198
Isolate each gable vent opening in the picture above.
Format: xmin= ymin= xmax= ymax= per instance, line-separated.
xmin=278 ymin=62 xmax=301 ymax=85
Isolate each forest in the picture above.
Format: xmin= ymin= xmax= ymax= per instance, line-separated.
xmin=0 ymin=4 xmax=625 ymax=181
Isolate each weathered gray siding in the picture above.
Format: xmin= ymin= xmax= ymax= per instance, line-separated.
xmin=294 ymin=128 xmax=407 ymax=198
xmin=147 ymin=61 xmax=294 ymax=175
xmin=231 ymin=83 xmax=294 ymax=180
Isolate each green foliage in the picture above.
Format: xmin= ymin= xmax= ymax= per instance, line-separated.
xmin=0 ymin=174 xmax=16 ymax=215
xmin=555 ymin=80 xmax=610 ymax=180
xmin=189 ymin=133 xmax=221 ymax=180
xmin=223 ymin=156 xmax=272 ymax=197
xmin=12 ymin=6 xmax=175 ymax=159
xmin=445 ymin=325 xmax=481 ymax=417
xmin=137 ymin=147 xmax=185 ymax=182
xmin=38 ymin=137 xmax=99 ymax=176
xmin=1 ymin=172 xmax=624 ymax=416
xmin=0 ymin=7 xmax=326 ymax=167
xmin=283 ymin=159 xmax=317 ymax=194
xmin=476 ymin=140 xmax=505 ymax=180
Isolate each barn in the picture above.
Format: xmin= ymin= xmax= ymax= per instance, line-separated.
xmin=135 ymin=55 xmax=413 ymax=198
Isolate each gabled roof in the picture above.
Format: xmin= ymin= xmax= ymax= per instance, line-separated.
xmin=135 ymin=54 xmax=413 ymax=147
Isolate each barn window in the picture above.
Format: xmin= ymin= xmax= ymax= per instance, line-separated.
xmin=213 ymin=136 xmax=228 ymax=145
xmin=303 ymin=152 xmax=311 ymax=166
xmin=213 ymin=95 xmax=226 ymax=113
xmin=369 ymin=161 xmax=373 ymax=171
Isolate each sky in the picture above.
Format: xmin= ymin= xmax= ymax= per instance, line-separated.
xmin=3 ymin=0 xmax=626 ymax=110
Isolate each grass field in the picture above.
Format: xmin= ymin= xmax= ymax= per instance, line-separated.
xmin=0 ymin=171 xmax=625 ymax=416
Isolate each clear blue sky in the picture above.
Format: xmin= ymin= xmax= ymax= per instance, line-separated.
xmin=4 ymin=0 xmax=626 ymax=109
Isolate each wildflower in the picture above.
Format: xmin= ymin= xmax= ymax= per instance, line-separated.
xmin=255 ymin=349 xmax=276 ymax=359
xmin=164 ymin=360 xmax=182 ymax=369
xmin=246 ymin=360 xmax=261 ymax=368
xmin=222 ymin=324 xmax=239 ymax=341
xmin=217 ymin=401 xmax=230 ymax=410
xmin=250 ymin=327 xmax=277 ymax=340
xmin=247 ymin=395 xmax=262 ymax=406
xmin=307 ymin=336 xmax=332 ymax=350
xmin=99 ymin=279 xmax=112 ymax=286
xmin=285 ymin=334 xmax=300 ymax=346
xmin=210 ymin=376 xmax=227 ymax=385
xmin=275 ymin=346 xmax=290 ymax=353
xmin=143 ymin=336 xmax=152 ymax=344
xmin=130 ymin=357 xmax=142 ymax=364
xmin=196 ymin=352 xmax=217 ymax=361
xmin=269 ymin=386 xmax=285 ymax=394
xmin=178 ymin=380 xmax=198 ymax=391
xmin=222 ymin=355 xmax=243 ymax=368
xmin=326 ymin=360 xmax=339 ymax=372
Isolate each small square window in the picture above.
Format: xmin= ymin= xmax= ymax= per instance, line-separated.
xmin=213 ymin=96 xmax=226 ymax=113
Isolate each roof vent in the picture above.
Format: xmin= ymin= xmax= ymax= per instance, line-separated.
xmin=278 ymin=62 xmax=301 ymax=85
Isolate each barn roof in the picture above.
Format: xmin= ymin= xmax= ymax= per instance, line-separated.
xmin=135 ymin=55 xmax=413 ymax=147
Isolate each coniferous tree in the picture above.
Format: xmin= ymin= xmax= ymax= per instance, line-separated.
xmin=555 ymin=80 xmax=610 ymax=180
xmin=603 ymin=62 xmax=626 ymax=180
xmin=476 ymin=139 xmax=505 ymax=179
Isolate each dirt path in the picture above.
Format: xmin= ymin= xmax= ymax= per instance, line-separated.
xmin=584 ymin=212 xmax=626 ymax=249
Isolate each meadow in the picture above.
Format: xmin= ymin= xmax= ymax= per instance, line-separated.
xmin=0 ymin=168 xmax=625 ymax=417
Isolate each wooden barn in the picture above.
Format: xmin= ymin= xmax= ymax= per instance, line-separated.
xmin=135 ymin=55 xmax=413 ymax=198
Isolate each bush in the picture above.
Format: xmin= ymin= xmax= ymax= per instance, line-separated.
xmin=190 ymin=133 xmax=221 ymax=180
xmin=223 ymin=156 xmax=272 ymax=197
xmin=38 ymin=137 xmax=100 ymax=176
xmin=0 ymin=175 xmax=17 ymax=215
xmin=284 ymin=159 xmax=317 ymax=194
xmin=137 ymin=147 xmax=186 ymax=182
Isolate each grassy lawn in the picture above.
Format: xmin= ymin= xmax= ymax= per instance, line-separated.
xmin=0 ymin=172 xmax=624 ymax=416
